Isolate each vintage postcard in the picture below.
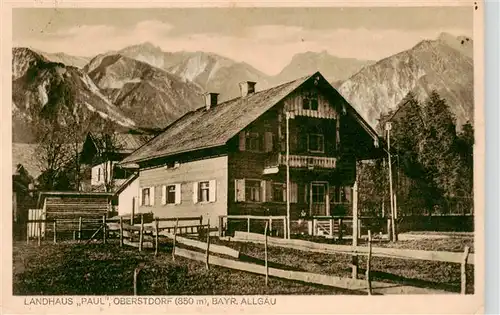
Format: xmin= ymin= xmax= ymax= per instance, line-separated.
xmin=1 ymin=0 xmax=485 ymax=314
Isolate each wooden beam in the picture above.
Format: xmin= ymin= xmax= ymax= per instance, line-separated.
xmin=233 ymin=232 xmax=475 ymax=265
xmin=160 ymin=230 xmax=239 ymax=258
xmin=124 ymin=239 xmax=153 ymax=249
xmin=174 ymin=247 xmax=450 ymax=295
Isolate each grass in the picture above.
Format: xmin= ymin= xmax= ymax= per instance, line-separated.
xmin=13 ymin=241 xmax=353 ymax=295
xmin=13 ymin=234 xmax=474 ymax=295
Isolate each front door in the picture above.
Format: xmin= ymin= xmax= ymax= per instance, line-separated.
xmin=310 ymin=182 xmax=329 ymax=216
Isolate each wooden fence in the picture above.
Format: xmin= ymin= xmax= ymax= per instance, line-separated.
xmin=232 ymin=231 xmax=473 ymax=294
xmin=25 ymin=215 xmax=207 ymax=246
xmin=218 ymin=215 xmax=288 ymax=238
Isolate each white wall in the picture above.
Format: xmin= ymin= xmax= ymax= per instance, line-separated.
xmin=91 ymin=161 xmax=114 ymax=186
xmin=138 ymin=156 xmax=228 ymax=227
xmin=117 ymin=177 xmax=139 ymax=216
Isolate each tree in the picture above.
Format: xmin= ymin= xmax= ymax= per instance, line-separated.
xmin=420 ymin=91 xmax=459 ymax=210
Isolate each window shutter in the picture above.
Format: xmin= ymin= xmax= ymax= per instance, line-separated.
xmin=264 ymin=132 xmax=273 ymax=152
xmin=193 ymin=182 xmax=199 ymax=204
xmin=161 ymin=185 xmax=166 ymax=205
xmin=344 ymin=186 xmax=351 ymax=203
xmin=175 ymin=184 xmax=182 ymax=204
xmin=266 ymin=181 xmax=273 ymax=202
xmin=150 ymin=186 xmax=155 ymax=206
xmin=304 ymin=183 xmax=309 ymax=204
xmin=290 ymin=182 xmax=298 ymax=203
xmin=138 ymin=188 xmax=143 ymax=206
xmin=235 ymin=179 xmax=245 ymax=202
xmin=208 ymin=180 xmax=217 ymax=202
xmin=239 ymin=131 xmax=246 ymax=151
xmin=260 ymin=180 xmax=267 ymax=202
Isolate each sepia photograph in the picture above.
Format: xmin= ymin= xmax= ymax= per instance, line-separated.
xmin=3 ymin=0 xmax=485 ymax=313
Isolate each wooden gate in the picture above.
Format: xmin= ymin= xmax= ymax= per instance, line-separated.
xmin=27 ymin=209 xmax=45 ymax=238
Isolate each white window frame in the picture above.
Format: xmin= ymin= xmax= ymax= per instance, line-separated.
xmin=162 ymin=184 xmax=181 ymax=205
xmin=193 ymin=180 xmax=216 ymax=204
xmin=140 ymin=187 xmax=155 ymax=206
xmin=307 ymin=133 xmax=325 ymax=153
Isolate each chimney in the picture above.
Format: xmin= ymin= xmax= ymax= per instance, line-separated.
xmin=239 ymin=81 xmax=256 ymax=97
xmin=204 ymin=92 xmax=219 ymax=110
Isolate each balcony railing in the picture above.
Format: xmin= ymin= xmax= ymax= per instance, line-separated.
xmin=265 ymin=153 xmax=337 ymax=170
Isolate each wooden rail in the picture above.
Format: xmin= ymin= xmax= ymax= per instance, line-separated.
xmin=174 ymin=247 xmax=449 ymax=295
xmin=159 ymin=231 xmax=239 ymax=258
xmin=218 ymin=215 xmax=288 ymax=238
xmin=233 ymin=232 xmax=475 ymax=265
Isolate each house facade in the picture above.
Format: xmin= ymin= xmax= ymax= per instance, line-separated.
xmin=119 ymin=72 xmax=382 ymax=228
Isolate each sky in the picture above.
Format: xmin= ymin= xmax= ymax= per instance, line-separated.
xmin=12 ymin=7 xmax=473 ymax=75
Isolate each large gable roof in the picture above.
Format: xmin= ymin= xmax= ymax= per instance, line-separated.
xmin=121 ymin=72 xmax=379 ymax=164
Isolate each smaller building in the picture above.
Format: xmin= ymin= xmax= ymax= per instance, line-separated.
xmin=37 ymin=191 xmax=114 ymax=220
xmin=79 ymin=131 xmax=154 ymax=216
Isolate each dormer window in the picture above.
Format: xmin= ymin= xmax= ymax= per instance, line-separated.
xmin=303 ymin=92 xmax=318 ymax=111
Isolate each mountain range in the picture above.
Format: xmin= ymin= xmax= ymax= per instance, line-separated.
xmin=338 ymin=32 xmax=473 ymax=129
xmin=12 ymin=32 xmax=474 ymax=143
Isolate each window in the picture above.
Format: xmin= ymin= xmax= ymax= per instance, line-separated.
xmin=302 ymin=92 xmax=319 ymax=110
xmin=308 ymin=134 xmax=324 ymax=153
xmin=311 ymin=184 xmax=326 ymax=203
xmin=272 ymin=183 xmax=285 ymax=202
xmin=141 ymin=187 xmax=155 ymax=206
xmin=193 ymin=180 xmax=216 ymax=204
xmin=245 ymin=180 xmax=262 ymax=202
xmin=246 ymin=132 xmax=262 ymax=152
xmin=165 ymin=185 xmax=176 ymax=204
xmin=199 ymin=181 xmax=210 ymax=202
xmin=97 ymin=168 xmax=101 ymax=182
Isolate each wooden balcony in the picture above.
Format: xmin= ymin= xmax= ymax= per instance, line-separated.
xmin=264 ymin=153 xmax=337 ymax=170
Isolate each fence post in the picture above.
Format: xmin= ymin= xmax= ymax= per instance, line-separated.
xmin=338 ymin=219 xmax=343 ymax=241
xmin=313 ymin=218 xmax=317 ymax=236
xmin=218 ymin=216 xmax=223 ymax=237
xmin=172 ymin=219 xmax=178 ymax=261
xmin=139 ymin=214 xmax=144 ymax=252
xmin=461 ymin=246 xmax=471 ymax=294
xmin=26 ymin=222 xmax=29 ymax=244
xmin=329 ymin=218 xmax=333 ymax=237
xmin=155 ymin=218 xmax=159 ymax=256
xmin=103 ymin=215 xmax=107 ymax=244
xmin=53 ymin=220 xmax=57 ymax=244
xmin=366 ymin=230 xmax=372 ymax=295
xmin=282 ymin=217 xmax=286 ymax=239
xmin=78 ymin=217 xmax=82 ymax=242
xmin=264 ymin=221 xmax=269 ymax=286
xmin=269 ymin=218 xmax=273 ymax=236
xmin=205 ymin=219 xmax=211 ymax=270
xmin=247 ymin=217 xmax=251 ymax=233
xmin=133 ymin=268 xmax=139 ymax=296
xmin=119 ymin=217 xmax=124 ymax=247
xmin=38 ymin=219 xmax=41 ymax=247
